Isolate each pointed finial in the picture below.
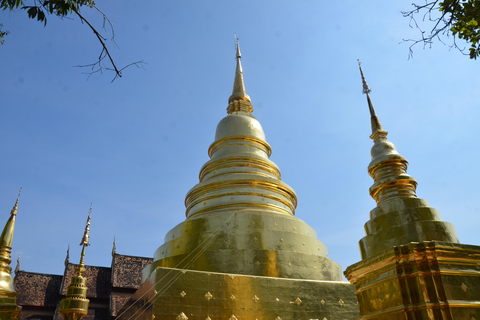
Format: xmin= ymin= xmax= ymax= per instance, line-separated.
xmin=228 ymin=36 xmax=251 ymax=106
xmin=0 ymin=189 xmax=22 ymax=309
xmin=357 ymin=60 xmax=386 ymax=140
xmin=10 ymin=188 xmax=21 ymax=217
xmin=111 ymin=236 xmax=116 ymax=257
xmin=60 ymin=208 xmax=90 ymax=320
xmin=79 ymin=204 xmax=91 ymax=247
xmin=14 ymin=253 xmax=20 ymax=275
xmin=0 ymin=189 xmax=21 ymax=249
xmin=358 ymin=60 xmax=371 ymax=95
xmin=76 ymin=204 xmax=92 ymax=277
xmin=235 ymin=36 xmax=241 ymax=59
xmin=64 ymin=244 xmax=70 ymax=267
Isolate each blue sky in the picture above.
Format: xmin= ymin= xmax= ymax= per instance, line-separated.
xmin=1 ymin=1 xmax=479 ymax=278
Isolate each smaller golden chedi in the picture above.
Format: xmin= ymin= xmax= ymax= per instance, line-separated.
xmin=59 ymin=206 xmax=92 ymax=320
xmin=355 ymin=61 xmax=458 ymax=259
xmin=345 ymin=62 xmax=480 ymax=320
xmin=0 ymin=190 xmax=22 ymax=320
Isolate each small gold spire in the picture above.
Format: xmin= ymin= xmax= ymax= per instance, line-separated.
xmin=64 ymin=245 xmax=70 ymax=267
xmin=59 ymin=205 xmax=92 ymax=320
xmin=14 ymin=253 xmax=20 ymax=275
xmin=228 ymin=37 xmax=251 ymax=105
xmin=79 ymin=204 xmax=91 ymax=247
xmin=112 ymin=236 xmax=116 ymax=257
xmin=77 ymin=204 xmax=92 ymax=276
xmin=357 ymin=60 xmax=384 ymax=139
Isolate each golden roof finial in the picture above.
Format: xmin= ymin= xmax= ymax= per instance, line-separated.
xmin=228 ymin=36 xmax=251 ymax=105
xmin=79 ymin=204 xmax=91 ymax=247
xmin=76 ymin=204 xmax=92 ymax=276
xmin=60 ymin=206 xmax=91 ymax=320
xmin=112 ymin=236 xmax=116 ymax=257
xmin=14 ymin=253 xmax=20 ymax=275
xmin=357 ymin=60 xmax=385 ymax=140
xmin=64 ymin=244 xmax=70 ymax=267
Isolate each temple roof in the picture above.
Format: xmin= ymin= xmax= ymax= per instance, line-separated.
xmin=15 ymin=271 xmax=62 ymax=307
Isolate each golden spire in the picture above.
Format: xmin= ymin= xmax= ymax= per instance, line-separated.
xmin=358 ymin=60 xmax=385 ymax=139
xmin=184 ymin=44 xmax=297 ymax=219
xmin=0 ymin=189 xmax=22 ymax=320
xmin=356 ymin=63 xmax=459 ymax=260
xmin=0 ymin=188 xmax=20 ymax=249
xmin=59 ymin=205 xmax=91 ymax=320
xmin=227 ymin=37 xmax=252 ymax=113
xmin=79 ymin=207 xmax=91 ymax=246
xmin=77 ymin=205 xmax=91 ymax=276
xmin=64 ymin=245 xmax=70 ymax=267
xmin=357 ymin=61 xmax=417 ymax=204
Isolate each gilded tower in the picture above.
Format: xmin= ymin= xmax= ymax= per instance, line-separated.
xmin=0 ymin=191 xmax=21 ymax=320
xmin=59 ymin=208 xmax=91 ymax=320
xmin=345 ymin=63 xmax=480 ymax=320
xmin=117 ymin=41 xmax=360 ymax=320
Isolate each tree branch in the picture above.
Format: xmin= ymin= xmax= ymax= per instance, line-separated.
xmin=72 ymin=7 xmax=121 ymax=78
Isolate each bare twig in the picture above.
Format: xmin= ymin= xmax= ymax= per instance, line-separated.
xmin=75 ymin=60 xmax=147 ymax=82
xmin=91 ymin=5 xmax=117 ymax=47
xmin=72 ymin=8 xmax=121 ymax=77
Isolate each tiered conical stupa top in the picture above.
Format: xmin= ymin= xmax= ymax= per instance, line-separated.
xmin=357 ymin=62 xmax=459 ymax=259
xmin=228 ymin=38 xmax=251 ymax=105
xmin=143 ymin=41 xmax=343 ymax=282
xmin=0 ymin=190 xmax=22 ymax=320
xmin=59 ymin=207 xmax=91 ymax=320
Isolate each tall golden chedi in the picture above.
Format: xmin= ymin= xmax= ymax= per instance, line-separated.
xmin=0 ymin=191 xmax=21 ymax=320
xmin=59 ymin=208 xmax=91 ymax=320
xmin=345 ymin=63 xmax=480 ymax=319
xmin=117 ymin=41 xmax=360 ymax=320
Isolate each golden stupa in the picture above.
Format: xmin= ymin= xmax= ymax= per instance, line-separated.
xmin=116 ymin=40 xmax=359 ymax=320
xmin=344 ymin=62 xmax=480 ymax=320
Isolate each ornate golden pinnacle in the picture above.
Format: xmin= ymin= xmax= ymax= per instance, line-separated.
xmin=228 ymin=37 xmax=251 ymax=106
xmin=358 ymin=59 xmax=371 ymax=95
xmin=10 ymin=188 xmax=21 ymax=217
xmin=76 ymin=205 xmax=92 ymax=277
xmin=79 ymin=205 xmax=91 ymax=247
xmin=357 ymin=61 xmax=385 ymax=138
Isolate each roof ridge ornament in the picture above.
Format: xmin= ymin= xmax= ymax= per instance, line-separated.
xmin=64 ymin=244 xmax=70 ymax=267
